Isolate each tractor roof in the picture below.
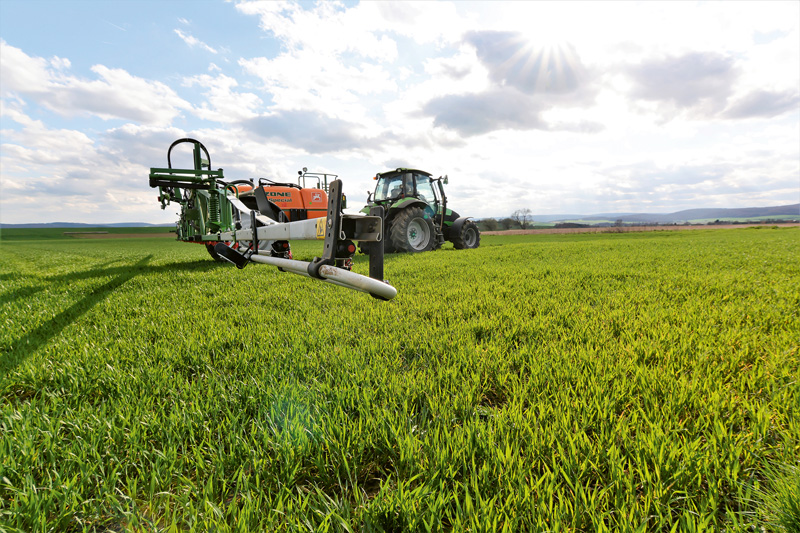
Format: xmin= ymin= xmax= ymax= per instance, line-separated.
xmin=377 ymin=168 xmax=433 ymax=178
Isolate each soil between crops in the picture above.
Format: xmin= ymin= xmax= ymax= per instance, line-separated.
xmin=482 ymin=222 xmax=799 ymax=235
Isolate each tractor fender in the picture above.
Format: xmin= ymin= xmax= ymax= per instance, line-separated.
xmin=391 ymin=197 xmax=430 ymax=212
xmin=360 ymin=199 xmax=430 ymax=216
xmin=387 ymin=199 xmax=436 ymax=224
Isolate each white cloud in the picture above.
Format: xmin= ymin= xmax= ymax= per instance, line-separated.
xmin=0 ymin=40 xmax=191 ymax=126
xmin=234 ymin=1 xmax=403 ymax=133
xmin=236 ymin=1 xmax=398 ymax=60
xmin=0 ymin=40 xmax=52 ymax=93
xmin=183 ymin=73 xmax=262 ymax=122
xmin=49 ymin=56 xmax=71 ymax=70
xmin=239 ymin=51 xmax=395 ymax=126
xmin=372 ymin=2 xmax=468 ymax=46
xmin=0 ymin=106 xmax=157 ymax=223
xmin=173 ymin=28 xmax=218 ymax=54
xmin=624 ymin=52 xmax=738 ymax=119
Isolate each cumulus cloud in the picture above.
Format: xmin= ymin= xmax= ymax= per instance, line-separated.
xmin=424 ymin=51 xmax=475 ymax=81
xmin=235 ymin=1 xmax=452 ymax=142
xmin=591 ymin=157 xmax=799 ymax=212
xmin=183 ymin=73 xmax=263 ymax=122
xmin=52 ymin=65 xmax=191 ymax=125
xmin=623 ymin=51 xmax=800 ymax=122
xmin=242 ymin=110 xmax=365 ymax=153
xmin=0 ymin=40 xmax=191 ymax=126
xmin=625 ymin=52 xmax=739 ymax=118
xmin=423 ymin=89 xmax=547 ymax=136
xmin=422 ymin=86 xmax=605 ymax=136
xmin=0 ymin=105 xmax=154 ymax=222
xmin=238 ymin=50 xmax=395 ymax=133
xmin=603 ymin=161 xmax=734 ymax=190
xmin=722 ymin=89 xmax=800 ymax=119
xmin=235 ymin=1 xmax=398 ymax=61
xmin=0 ymin=40 xmax=52 ymax=93
xmin=372 ymin=2 xmax=466 ymax=45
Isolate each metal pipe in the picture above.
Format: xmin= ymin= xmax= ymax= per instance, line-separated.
xmin=248 ymin=255 xmax=397 ymax=300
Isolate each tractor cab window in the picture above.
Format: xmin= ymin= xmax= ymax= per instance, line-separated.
xmin=374 ymin=173 xmax=410 ymax=201
xmin=414 ymin=174 xmax=437 ymax=207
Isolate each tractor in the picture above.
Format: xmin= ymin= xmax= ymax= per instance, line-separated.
xmin=360 ymin=168 xmax=480 ymax=253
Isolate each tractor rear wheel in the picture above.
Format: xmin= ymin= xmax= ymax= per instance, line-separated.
xmin=452 ymin=220 xmax=480 ymax=249
xmin=390 ymin=207 xmax=435 ymax=253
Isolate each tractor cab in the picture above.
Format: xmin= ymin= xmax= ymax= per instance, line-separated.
xmin=373 ymin=169 xmax=438 ymax=209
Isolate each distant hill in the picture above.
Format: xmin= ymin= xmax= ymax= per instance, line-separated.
xmin=0 ymin=222 xmax=173 ymax=229
xmin=528 ymin=204 xmax=799 ymax=225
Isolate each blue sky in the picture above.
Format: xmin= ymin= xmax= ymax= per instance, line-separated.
xmin=1 ymin=0 xmax=798 ymax=224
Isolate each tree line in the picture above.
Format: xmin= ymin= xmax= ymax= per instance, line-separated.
xmin=477 ymin=209 xmax=535 ymax=231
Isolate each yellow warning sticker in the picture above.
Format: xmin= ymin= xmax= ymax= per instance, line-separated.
xmin=316 ymin=217 xmax=326 ymax=239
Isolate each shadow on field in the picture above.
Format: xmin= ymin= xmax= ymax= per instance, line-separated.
xmin=1 ymin=256 xmax=221 ymax=376
xmin=0 ymin=259 xmax=127 ymax=305
xmin=0 ymin=259 xmax=220 ymax=307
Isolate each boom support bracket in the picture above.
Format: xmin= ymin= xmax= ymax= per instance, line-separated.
xmin=214 ymin=242 xmax=252 ymax=269
xmin=308 ymin=179 xmax=344 ymax=279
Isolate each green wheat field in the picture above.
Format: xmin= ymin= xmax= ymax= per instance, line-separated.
xmin=1 ymin=227 xmax=798 ymax=532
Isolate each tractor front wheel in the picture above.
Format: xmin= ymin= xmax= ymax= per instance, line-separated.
xmin=390 ymin=207 xmax=435 ymax=253
xmin=452 ymin=220 xmax=481 ymax=249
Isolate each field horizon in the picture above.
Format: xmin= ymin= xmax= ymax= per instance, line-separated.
xmin=1 ymin=202 xmax=798 ymax=229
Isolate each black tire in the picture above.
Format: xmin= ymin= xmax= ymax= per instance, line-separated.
xmin=452 ymin=220 xmax=480 ymax=249
xmin=389 ymin=207 xmax=435 ymax=253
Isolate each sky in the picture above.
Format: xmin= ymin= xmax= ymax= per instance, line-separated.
xmin=0 ymin=0 xmax=798 ymax=225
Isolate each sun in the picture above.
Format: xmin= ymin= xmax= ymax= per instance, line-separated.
xmin=489 ymin=31 xmax=584 ymax=95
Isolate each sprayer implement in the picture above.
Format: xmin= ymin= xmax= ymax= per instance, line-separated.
xmin=149 ymin=138 xmax=395 ymax=300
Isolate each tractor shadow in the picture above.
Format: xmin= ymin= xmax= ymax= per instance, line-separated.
xmin=1 ymin=256 xmax=222 ymax=376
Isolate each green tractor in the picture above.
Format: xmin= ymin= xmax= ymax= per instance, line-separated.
xmin=360 ymin=168 xmax=480 ymax=253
